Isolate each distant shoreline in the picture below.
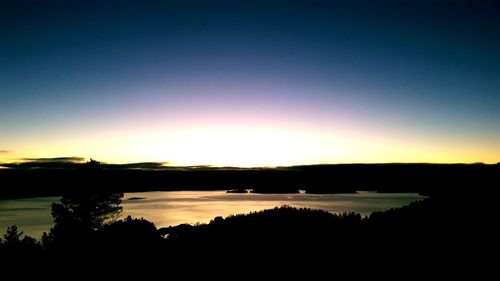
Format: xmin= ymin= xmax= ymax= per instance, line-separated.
xmin=0 ymin=163 xmax=497 ymax=199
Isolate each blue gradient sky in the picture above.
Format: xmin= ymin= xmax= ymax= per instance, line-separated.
xmin=1 ymin=0 xmax=499 ymax=166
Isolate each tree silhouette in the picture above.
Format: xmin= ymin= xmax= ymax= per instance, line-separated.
xmin=0 ymin=225 xmax=41 ymax=252
xmin=2 ymin=225 xmax=23 ymax=246
xmin=84 ymin=158 xmax=101 ymax=170
xmin=43 ymin=192 xmax=123 ymax=248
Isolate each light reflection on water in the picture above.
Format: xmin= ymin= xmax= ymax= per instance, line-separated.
xmin=0 ymin=190 xmax=424 ymax=238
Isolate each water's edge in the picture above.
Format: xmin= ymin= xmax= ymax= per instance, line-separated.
xmin=0 ymin=190 xmax=424 ymax=238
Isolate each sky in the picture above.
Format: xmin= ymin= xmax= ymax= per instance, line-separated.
xmin=1 ymin=0 xmax=499 ymax=166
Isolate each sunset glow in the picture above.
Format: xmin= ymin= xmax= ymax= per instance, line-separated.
xmin=1 ymin=0 xmax=499 ymax=166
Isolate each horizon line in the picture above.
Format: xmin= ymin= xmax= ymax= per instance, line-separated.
xmin=0 ymin=157 xmax=498 ymax=170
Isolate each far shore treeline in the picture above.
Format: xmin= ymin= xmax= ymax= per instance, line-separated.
xmin=1 ymin=160 xmax=498 ymax=199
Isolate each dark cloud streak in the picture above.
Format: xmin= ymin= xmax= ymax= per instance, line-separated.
xmin=0 ymin=157 xmax=86 ymax=169
xmin=0 ymin=157 xmax=171 ymax=170
xmin=105 ymin=162 xmax=168 ymax=170
xmin=22 ymin=157 xmax=86 ymax=163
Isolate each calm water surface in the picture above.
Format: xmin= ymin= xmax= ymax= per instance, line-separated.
xmin=0 ymin=190 xmax=425 ymax=238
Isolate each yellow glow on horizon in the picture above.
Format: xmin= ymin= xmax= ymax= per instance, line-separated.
xmin=134 ymin=126 xmax=336 ymax=167
xmin=1 ymin=123 xmax=499 ymax=166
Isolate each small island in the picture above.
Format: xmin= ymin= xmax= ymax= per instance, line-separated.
xmin=127 ymin=197 xmax=146 ymax=201
xmin=226 ymin=189 xmax=249 ymax=193
xmin=251 ymin=188 xmax=300 ymax=194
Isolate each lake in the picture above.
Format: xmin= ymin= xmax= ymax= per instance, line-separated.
xmin=0 ymin=190 xmax=425 ymax=238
